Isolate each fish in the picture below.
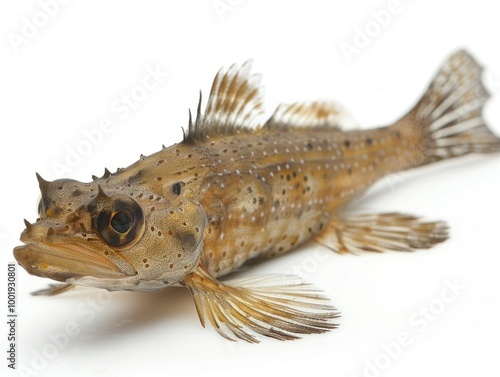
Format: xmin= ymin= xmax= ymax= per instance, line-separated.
xmin=14 ymin=50 xmax=500 ymax=342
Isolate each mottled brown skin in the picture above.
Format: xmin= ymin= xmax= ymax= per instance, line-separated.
xmin=16 ymin=160 xmax=208 ymax=291
xmin=13 ymin=51 xmax=500 ymax=341
xmin=189 ymin=124 xmax=419 ymax=277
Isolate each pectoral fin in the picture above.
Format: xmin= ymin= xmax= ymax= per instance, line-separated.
xmin=316 ymin=212 xmax=449 ymax=254
xmin=31 ymin=283 xmax=76 ymax=296
xmin=182 ymin=265 xmax=339 ymax=342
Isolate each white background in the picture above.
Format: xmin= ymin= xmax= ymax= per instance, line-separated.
xmin=1 ymin=1 xmax=499 ymax=376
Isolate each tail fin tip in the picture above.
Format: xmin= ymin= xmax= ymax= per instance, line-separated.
xmin=411 ymin=49 xmax=500 ymax=161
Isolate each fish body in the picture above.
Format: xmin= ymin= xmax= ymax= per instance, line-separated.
xmin=14 ymin=50 xmax=500 ymax=341
xmin=171 ymin=125 xmax=422 ymax=278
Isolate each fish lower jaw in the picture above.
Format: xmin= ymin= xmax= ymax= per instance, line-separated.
xmin=13 ymin=242 xmax=134 ymax=282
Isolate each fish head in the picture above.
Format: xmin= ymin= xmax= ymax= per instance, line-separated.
xmin=14 ymin=172 xmax=206 ymax=291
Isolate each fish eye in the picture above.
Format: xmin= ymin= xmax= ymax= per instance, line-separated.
xmin=94 ymin=196 xmax=144 ymax=248
xmin=111 ymin=211 xmax=132 ymax=233
xmin=172 ymin=181 xmax=184 ymax=196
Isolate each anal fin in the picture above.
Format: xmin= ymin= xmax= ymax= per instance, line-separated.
xmin=316 ymin=213 xmax=449 ymax=254
xmin=182 ymin=265 xmax=339 ymax=342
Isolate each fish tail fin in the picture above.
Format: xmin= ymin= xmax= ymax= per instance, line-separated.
xmin=395 ymin=50 xmax=500 ymax=166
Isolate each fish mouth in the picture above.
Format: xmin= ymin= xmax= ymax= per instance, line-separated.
xmin=13 ymin=242 xmax=136 ymax=283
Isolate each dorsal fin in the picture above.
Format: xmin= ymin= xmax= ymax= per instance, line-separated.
xmin=266 ymin=101 xmax=359 ymax=130
xmin=183 ymin=60 xmax=265 ymax=143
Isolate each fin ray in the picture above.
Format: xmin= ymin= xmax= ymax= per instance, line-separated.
xmin=266 ymin=101 xmax=358 ymax=130
xmin=31 ymin=283 xmax=76 ymax=296
xmin=184 ymin=61 xmax=264 ymax=143
xmin=316 ymin=213 xmax=449 ymax=254
xmin=402 ymin=50 xmax=500 ymax=162
xmin=183 ymin=266 xmax=339 ymax=342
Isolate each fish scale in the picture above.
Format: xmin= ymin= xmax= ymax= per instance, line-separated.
xmin=14 ymin=50 xmax=500 ymax=342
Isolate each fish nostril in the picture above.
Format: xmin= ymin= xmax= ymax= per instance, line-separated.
xmin=47 ymin=227 xmax=55 ymax=237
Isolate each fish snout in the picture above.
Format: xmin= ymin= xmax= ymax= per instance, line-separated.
xmin=20 ymin=218 xmax=70 ymax=244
